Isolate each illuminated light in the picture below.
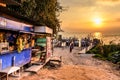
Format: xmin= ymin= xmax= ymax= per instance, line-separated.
xmin=0 ymin=3 xmax=6 ymax=7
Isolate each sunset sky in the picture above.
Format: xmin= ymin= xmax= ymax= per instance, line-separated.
xmin=58 ymin=0 xmax=120 ymax=33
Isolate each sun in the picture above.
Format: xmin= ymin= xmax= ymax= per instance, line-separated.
xmin=92 ymin=17 xmax=103 ymax=27
xmin=93 ymin=18 xmax=102 ymax=25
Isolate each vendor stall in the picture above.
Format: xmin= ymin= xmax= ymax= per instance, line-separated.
xmin=0 ymin=17 xmax=33 ymax=70
xmin=33 ymin=26 xmax=53 ymax=64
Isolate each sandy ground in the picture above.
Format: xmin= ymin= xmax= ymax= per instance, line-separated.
xmin=21 ymin=47 xmax=120 ymax=80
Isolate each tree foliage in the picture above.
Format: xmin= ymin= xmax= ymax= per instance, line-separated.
xmin=7 ymin=0 xmax=63 ymax=34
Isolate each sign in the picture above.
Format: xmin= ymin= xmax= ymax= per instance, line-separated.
xmin=36 ymin=38 xmax=46 ymax=47
xmin=34 ymin=26 xmax=53 ymax=34
xmin=21 ymin=23 xmax=33 ymax=32
xmin=6 ymin=19 xmax=22 ymax=30
xmin=0 ymin=17 xmax=34 ymax=32
xmin=46 ymin=27 xmax=53 ymax=34
xmin=0 ymin=17 xmax=6 ymax=27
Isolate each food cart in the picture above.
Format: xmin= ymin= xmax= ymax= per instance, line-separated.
xmin=0 ymin=17 xmax=34 ymax=71
xmin=33 ymin=26 xmax=53 ymax=64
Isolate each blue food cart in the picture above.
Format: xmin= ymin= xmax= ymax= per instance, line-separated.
xmin=0 ymin=17 xmax=33 ymax=70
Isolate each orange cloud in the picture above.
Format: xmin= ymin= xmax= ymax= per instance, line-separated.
xmin=59 ymin=0 xmax=120 ymax=33
xmin=97 ymin=0 xmax=120 ymax=6
xmin=98 ymin=0 xmax=119 ymax=2
xmin=103 ymin=18 xmax=120 ymax=23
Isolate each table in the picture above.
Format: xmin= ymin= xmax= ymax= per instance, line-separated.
xmin=0 ymin=66 xmax=20 ymax=80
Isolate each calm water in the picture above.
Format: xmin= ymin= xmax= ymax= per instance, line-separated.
xmin=58 ymin=32 xmax=120 ymax=45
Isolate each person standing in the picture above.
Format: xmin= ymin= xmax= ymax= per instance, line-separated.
xmin=62 ymin=41 xmax=66 ymax=49
xmin=69 ymin=41 xmax=74 ymax=53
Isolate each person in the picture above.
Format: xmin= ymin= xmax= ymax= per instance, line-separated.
xmin=69 ymin=41 xmax=74 ymax=53
xmin=62 ymin=41 xmax=66 ymax=49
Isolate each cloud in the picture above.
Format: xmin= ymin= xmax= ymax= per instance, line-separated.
xmin=98 ymin=0 xmax=119 ymax=2
xmin=59 ymin=0 xmax=120 ymax=8
xmin=103 ymin=26 xmax=120 ymax=33
xmin=59 ymin=0 xmax=120 ymax=34
xmin=96 ymin=0 xmax=120 ymax=6
xmin=115 ymin=18 xmax=120 ymax=21
xmin=59 ymin=0 xmax=96 ymax=7
xmin=104 ymin=18 xmax=120 ymax=23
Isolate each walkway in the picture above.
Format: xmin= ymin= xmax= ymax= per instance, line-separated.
xmin=20 ymin=47 xmax=120 ymax=80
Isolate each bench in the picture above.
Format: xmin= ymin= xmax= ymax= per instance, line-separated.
xmin=0 ymin=66 xmax=20 ymax=80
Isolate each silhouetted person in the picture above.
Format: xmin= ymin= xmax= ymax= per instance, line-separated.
xmin=69 ymin=41 xmax=74 ymax=53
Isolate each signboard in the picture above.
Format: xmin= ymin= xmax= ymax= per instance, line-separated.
xmin=46 ymin=37 xmax=52 ymax=58
xmin=0 ymin=17 xmax=34 ymax=32
xmin=36 ymin=38 xmax=46 ymax=47
xmin=6 ymin=19 xmax=22 ymax=30
xmin=21 ymin=23 xmax=33 ymax=32
xmin=34 ymin=26 xmax=53 ymax=34
xmin=46 ymin=27 xmax=53 ymax=34
xmin=23 ymin=26 xmax=31 ymax=32
xmin=0 ymin=17 xmax=6 ymax=27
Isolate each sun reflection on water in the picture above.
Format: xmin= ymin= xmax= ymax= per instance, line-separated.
xmin=93 ymin=32 xmax=102 ymax=39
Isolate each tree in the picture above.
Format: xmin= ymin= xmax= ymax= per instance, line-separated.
xmin=7 ymin=0 xmax=63 ymax=34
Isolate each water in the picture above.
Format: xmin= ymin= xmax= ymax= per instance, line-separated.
xmin=58 ymin=32 xmax=120 ymax=45
xmin=102 ymin=34 xmax=120 ymax=44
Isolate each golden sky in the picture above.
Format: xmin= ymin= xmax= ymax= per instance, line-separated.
xmin=59 ymin=0 xmax=120 ymax=33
